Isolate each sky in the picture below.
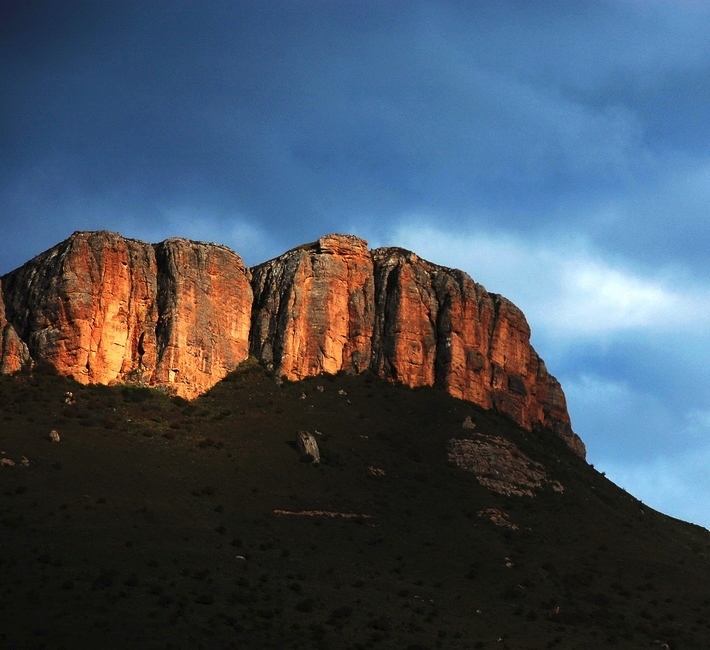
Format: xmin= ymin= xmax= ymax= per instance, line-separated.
xmin=1 ymin=1 xmax=708 ymax=528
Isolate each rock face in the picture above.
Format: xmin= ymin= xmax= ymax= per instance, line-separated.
xmin=370 ymin=247 xmax=583 ymax=456
xmin=0 ymin=231 xmax=252 ymax=399
xmin=0 ymin=231 xmax=584 ymax=456
xmin=0 ymin=281 xmax=30 ymax=374
xmin=250 ymin=234 xmax=374 ymax=379
xmin=253 ymin=238 xmax=583 ymax=456
xmin=152 ymin=239 xmax=253 ymax=397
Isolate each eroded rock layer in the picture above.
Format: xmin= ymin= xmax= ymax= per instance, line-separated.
xmin=0 ymin=231 xmax=252 ymax=398
xmin=0 ymin=231 xmax=584 ymax=455
xmin=252 ymin=236 xmax=584 ymax=457
xmin=250 ymin=234 xmax=374 ymax=379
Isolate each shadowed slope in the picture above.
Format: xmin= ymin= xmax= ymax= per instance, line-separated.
xmin=0 ymin=364 xmax=708 ymax=648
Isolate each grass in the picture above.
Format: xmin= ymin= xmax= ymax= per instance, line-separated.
xmin=0 ymin=365 xmax=709 ymax=648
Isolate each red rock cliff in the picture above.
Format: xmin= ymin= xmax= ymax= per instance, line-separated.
xmin=250 ymin=234 xmax=374 ymax=379
xmin=370 ymin=247 xmax=584 ymax=456
xmin=252 ymin=236 xmax=584 ymax=457
xmin=0 ymin=231 xmax=253 ymax=398
xmin=152 ymin=238 xmax=253 ymax=397
xmin=0 ymin=231 xmax=583 ymax=456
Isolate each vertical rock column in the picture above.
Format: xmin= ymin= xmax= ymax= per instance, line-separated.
xmin=0 ymin=231 xmax=159 ymax=384
xmin=371 ymin=247 xmax=501 ymax=404
xmin=370 ymin=248 xmax=439 ymax=387
xmin=153 ymin=239 xmax=253 ymax=399
xmin=250 ymin=234 xmax=374 ymax=379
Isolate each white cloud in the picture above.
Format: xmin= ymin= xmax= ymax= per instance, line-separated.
xmin=387 ymin=221 xmax=710 ymax=339
xmin=548 ymin=258 xmax=682 ymax=334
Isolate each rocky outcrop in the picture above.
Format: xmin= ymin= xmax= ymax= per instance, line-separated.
xmin=0 ymin=231 xmax=252 ymax=398
xmin=0 ymin=280 xmax=30 ymax=374
xmin=251 ymin=237 xmax=584 ymax=457
xmin=447 ymin=435 xmax=565 ymax=497
xmin=153 ymin=239 xmax=253 ymax=397
xmin=250 ymin=234 xmax=374 ymax=379
xmin=1 ymin=232 xmax=159 ymax=385
xmin=370 ymin=247 xmax=583 ymax=456
xmin=0 ymin=231 xmax=584 ymax=456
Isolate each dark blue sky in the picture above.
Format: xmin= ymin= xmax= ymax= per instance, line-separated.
xmin=2 ymin=1 xmax=709 ymax=527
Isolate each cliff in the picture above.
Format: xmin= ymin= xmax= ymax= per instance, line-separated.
xmin=0 ymin=231 xmax=584 ymax=456
xmin=0 ymin=231 xmax=252 ymax=399
xmin=254 ymin=239 xmax=583 ymax=456
xmin=250 ymin=234 xmax=374 ymax=379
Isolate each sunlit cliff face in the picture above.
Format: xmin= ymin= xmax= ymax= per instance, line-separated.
xmin=0 ymin=231 xmax=253 ymax=400
xmin=1 ymin=231 xmax=584 ymax=456
xmin=252 ymin=235 xmax=583 ymax=457
xmin=250 ymin=234 xmax=375 ymax=381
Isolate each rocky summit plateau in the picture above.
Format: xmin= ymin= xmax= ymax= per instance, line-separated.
xmin=0 ymin=230 xmax=583 ymax=456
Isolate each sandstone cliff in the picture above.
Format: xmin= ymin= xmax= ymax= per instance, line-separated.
xmin=370 ymin=248 xmax=582 ymax=455
xmin=250 ymin=234 xmax=374 ymax=379
xmin=152 ymin=238 xmax=253 ymax=397
xmin=0 ymin=231 xmax=253 ymax=399
xmin=0 ymin=231 xmax=584 ymax=456
xmin=253 ymin=238 xmax=583 ymax=456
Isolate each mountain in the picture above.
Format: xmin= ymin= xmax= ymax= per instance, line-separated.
xmin=0 ymin=231 xmax=253 ymax=399
xmin=0 ymin=363 xmax=709 ymax=649
xmin=1 ymin=232 xmax=709 ymax=648
xmin=0 ymin=231 xmax=583 ymax=456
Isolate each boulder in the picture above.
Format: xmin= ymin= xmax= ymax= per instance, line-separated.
xmin=296 ymin=430 xmax=320 ymax=464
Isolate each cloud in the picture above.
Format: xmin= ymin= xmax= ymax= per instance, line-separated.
xmin=562 ymin=371 xmax=710 ymax=529
xmin=388 ymin=222 xmax=710 ymax=340
xmin=548 ymin=259 xmax=688 ymax=334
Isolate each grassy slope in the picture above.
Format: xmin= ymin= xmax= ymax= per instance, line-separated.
xmin=1 ymin=363 xmax=709 ymax=649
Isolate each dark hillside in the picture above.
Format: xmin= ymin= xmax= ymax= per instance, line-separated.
xmin=1 ymin=363 xmax=709 ymax=649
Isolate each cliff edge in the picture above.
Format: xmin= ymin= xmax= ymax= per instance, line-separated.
xmin=0 ymin=231 xmax=585 ymax=456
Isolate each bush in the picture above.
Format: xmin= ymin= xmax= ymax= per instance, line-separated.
xmin=121 ymin=385 xmax=154 ymax=403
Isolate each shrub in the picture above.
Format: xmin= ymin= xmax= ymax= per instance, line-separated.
xmin=121 ymin=385 xmax=154 ymax=403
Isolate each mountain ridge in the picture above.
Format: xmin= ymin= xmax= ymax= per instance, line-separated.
xmin=0 ymin=230 xmax=583 ymax=456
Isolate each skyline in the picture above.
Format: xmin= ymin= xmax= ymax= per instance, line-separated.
xmin=1 ymin=1 xmax=709 ymax=528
